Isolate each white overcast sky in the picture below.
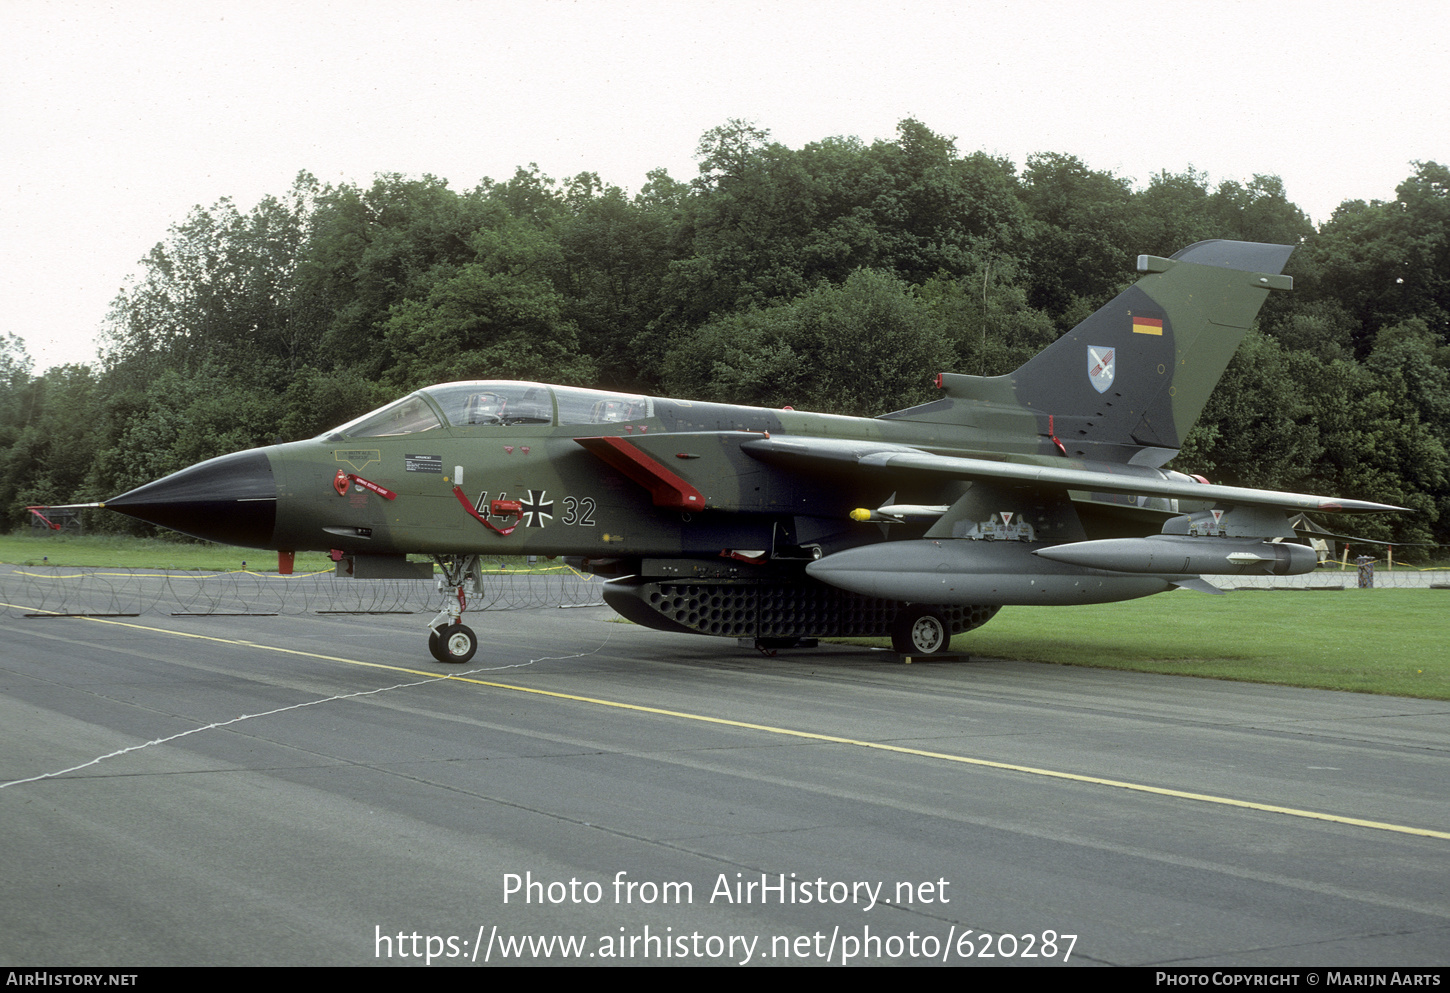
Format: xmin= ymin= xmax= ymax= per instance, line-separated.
xmin=3 ymin=0 xmax=1446 ymax=371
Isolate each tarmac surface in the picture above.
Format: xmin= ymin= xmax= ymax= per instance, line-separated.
xmin=1 ymin=598 xmax=1447 ymax=967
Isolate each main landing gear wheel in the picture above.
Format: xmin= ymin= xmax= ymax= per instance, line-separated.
xmin=891 ymin=606 xmax=951 ymax=656
xmin=429 ymin=624 xmax=478 ymax=664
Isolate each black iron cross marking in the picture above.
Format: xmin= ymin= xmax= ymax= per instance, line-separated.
xmin=520 ymin=489 xmax=554 ymax=528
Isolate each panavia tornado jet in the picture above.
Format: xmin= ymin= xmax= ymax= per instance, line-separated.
xmin=94 ymin=240 xmax=1403 ymax=662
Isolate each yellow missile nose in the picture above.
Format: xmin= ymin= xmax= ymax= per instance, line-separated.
xmin=849 ymin=508 xmax=872 ymax=522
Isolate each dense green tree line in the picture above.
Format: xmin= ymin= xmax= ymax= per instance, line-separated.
xmin=2 ymin=120 xmax=1446 ymax=547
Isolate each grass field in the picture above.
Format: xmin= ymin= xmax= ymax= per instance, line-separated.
xmin=6 ymin=533 xmax=1446 ymax=699
xmin=0 ymin=533 xmax=337 ymax=572
xmin=0 ymin=533 xmax=568 ymax=574
xmin=853 ymin=589 xmax=1450 ymax=699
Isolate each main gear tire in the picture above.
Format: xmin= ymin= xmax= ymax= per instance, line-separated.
xmin=429 ymin=624 xmax=478 ymax=664
xmin=891 ymin=606 xmax=951 ymax=656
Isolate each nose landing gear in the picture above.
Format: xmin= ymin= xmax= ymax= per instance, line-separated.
xmin=428 ymin=623 xmax=478 ymax=664
xmin=428 ymin=554 xmax=484 ymax=664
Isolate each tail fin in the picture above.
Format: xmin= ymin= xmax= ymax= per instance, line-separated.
xmin=893 ymin=240 xmax=1293 ymax=462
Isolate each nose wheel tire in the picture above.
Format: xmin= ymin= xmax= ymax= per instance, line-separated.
xmin=891 ymin=607 xmax=950 ymax=655
xmin=429 ymin=624 xmax=478 ymax=664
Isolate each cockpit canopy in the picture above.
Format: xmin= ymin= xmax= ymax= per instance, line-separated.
xmin=319 ymin=381 xmax=655 ymax=440
xmin=449 ymin=384 xmax=554 ymax=427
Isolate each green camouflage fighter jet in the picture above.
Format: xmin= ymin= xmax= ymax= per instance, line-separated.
xmin=96 ymin=240 xmax=1403 ymax=663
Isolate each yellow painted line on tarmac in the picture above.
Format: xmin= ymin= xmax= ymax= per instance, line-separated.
xmin=4 ymin=604 xmax=442 ymax=677
xmin=15 ymin=607 xmax=1450 ymax=842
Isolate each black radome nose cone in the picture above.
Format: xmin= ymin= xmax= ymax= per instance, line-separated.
xmin=107 ymin=449 xmax=277 ymax=548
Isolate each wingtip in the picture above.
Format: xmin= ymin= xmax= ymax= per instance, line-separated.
xmin=1320 ymin=499 xmax=1411 ymax=514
